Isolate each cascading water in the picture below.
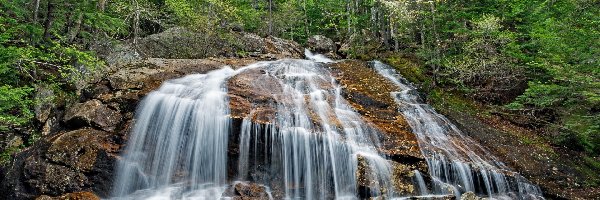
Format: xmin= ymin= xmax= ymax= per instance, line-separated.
xmin=111 ymin=53 xmax=400 ymax=199
xmin=233 ymin=58 xmax=397 ymax=199
xmin=371 ymin=61 xmax=544 ymax=199
xmin=111 ymin=67 xmax=240 ymax=199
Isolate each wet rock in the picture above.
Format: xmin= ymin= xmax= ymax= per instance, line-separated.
xmin=411 ymin=195 xmax=456 ymax=200
xmin=228 ymin=68 xmax=282 ymax=122
xmin=36 ymin=191 xmax=100 ymax=200
xmin=63 ymin=100 xmax=121 ymax=132
xmin=460 ymin=191 xmax=482 ymax=200
xmin=356 ymin=155 xmax=385 ymax=198
xmin=107 ymin=58 xmax=229 ymax=91
xmin=222 ymin=182 xmax=271 ymax=200
xmin=327 ymin=60 xmax=423 ymax=160
xmin=355 ymin=155 xmax=425 ymax=198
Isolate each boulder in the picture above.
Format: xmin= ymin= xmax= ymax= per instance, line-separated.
xmin=136 ymin=27 xmax=221 ymax=59
xmin=238 ymin=33 xmax=303 ymax=59
xmin=63 ymin=100 xmax=121 ymax=132
xmin=45 ymin=129 xmax=117 ymax=172
xmin=24 ymin=156 xmax=89 ymax=196
xmin=460 ymin=191 xmax=482 ymax=200
xmin=222 ymin=182 xmax=271 ymax=200
xmin=2 ymin=128 xmax=118 ymax=199
xmin=134 ymin=27 xmax=303 ymax=60
xmin=36 ymin=191 xmax=100 ymax=200
xmin=307 ymin=35 xmax=336 ymax=54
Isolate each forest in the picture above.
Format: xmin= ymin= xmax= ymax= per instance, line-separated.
xmin=0 ymin=0 xmax=598 ymax=198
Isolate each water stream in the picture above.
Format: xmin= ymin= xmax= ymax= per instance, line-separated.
xmin=371 ymin=61 xmax=544 ymax=200
xmin=110 ymin=52 xmax=543 ymax=199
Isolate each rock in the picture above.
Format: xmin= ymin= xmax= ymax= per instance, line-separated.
xmin=41 ymin=117 xmax=59 ymax=136
xmin=222 ymin=182 xmax=271 ymax=200
xmin=24 ymin=156 xmax=89 ymax=196
xmin=36 ymin=191 xmax=100 ymax=200
xmin=63 ymin=100 xmax=121 ymax=132
xmin=307 ymin=35 xmax=336 ymax=54
xmin=0 ymin=130 xmax=23 ymax=157
xmin=328 ymin=60 xmax=423 ymax=160
xmin=460 ymin=191 xmax=482 ymax=200
xmin=238 ymin=33 xmax=303 ymax=59
xmin=338 ymin=40 xmax=351 ymax=57
xmin=133 ymin=27 xmax=302 ymax=60
xmin=34 ymin=86 xmax=55 ymax=123
xmin=107 ymin=58 xmax=231 ymax=91
xmin=91 ymin=40 xmax=142 ymax=70
xmin=46 ymin=129 xmax=116 ymax=172
xmin=2 ymin=128 xmax=119 ymax=199
xmin=227 ymin=68 xmax=282 ymax=122
xmin=6 ymin=135 xmax=23 ymax=151
xmin=136 ymin=27 xmax=218 ymax=59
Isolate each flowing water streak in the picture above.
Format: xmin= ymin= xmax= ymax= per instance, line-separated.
xmin=372 ymin=61 xmax=544 ymax=199
xmin=111 ymin=64 xmax=264 ymax=199
xmin=305 ymin=48 xmax=334 ymax=63
xmin=236 ymin=59 xmax=397 ymax=199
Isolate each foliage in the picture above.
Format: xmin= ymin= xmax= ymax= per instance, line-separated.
xmin=372 ymin=0 xmax=599 ymax=155
xmin=0 ymin=86 xmax=33 ymax=127
xmin=0 ymin=0 xmax=125 ymax=164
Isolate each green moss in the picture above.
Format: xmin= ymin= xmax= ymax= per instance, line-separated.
xmin=383 ymin=54 xmax=427 ymax=85
xmin=428 ymin=89 xmax=481 ymax=116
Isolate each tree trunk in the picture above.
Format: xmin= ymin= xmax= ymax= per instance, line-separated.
xmin=133 ymin=0 xmax=140 ymax=45
xmin=304 ymin=0 xmax=309 ymax=36
xmin=252 ymin=0 xmax=258 ymax=9
xmin=98 ymin=0 xmax=106 ymax=12
xmin=430 ymin=1 xmax=440 ymax=85
xmin=268 ymin=0 xmax=273 ymax=35
xmin=67 ymin=12 xmax=84 ymax=43
xmin=33 ymin=0 xmax=40 ymax=23
xmin=43 ymin=0 xmax=55 ymax=41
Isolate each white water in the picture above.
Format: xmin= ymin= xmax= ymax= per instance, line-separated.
xmin=305 ymin=48 xmax=335 ymax=63
xmin=111 ymin=66 xmax=241 ymax=199
xmin=371 ymin=61 xmax=544 ymax=199
xmin=112 ymin=53 xmax=398 ymax=199
xmin=234 ymin=58 xmax=397 ymax=199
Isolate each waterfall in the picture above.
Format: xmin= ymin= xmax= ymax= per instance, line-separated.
xmin=111 ymin=54 xmax=398 ymax=199
xmin=233 ymin=59 xmax=396 ymax=199
xmin=110 ymin=52 xmax=544 ymax=199
xmin=111 ymin=67 xmax=241 ymax=199
xmin=371 ymin=61 xmax=544 ymax=199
